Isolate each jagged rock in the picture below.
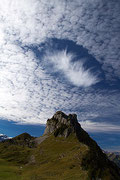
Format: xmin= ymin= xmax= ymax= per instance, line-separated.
xmin=43 ymin=111 xmax=97 ymax=147
xmin=44 ymin=111 xmax=80 ymax=138
xmin=41 ymin=111 xmax=120 ymax=179
xmin=43 ymin=111 xmax=99 ymax=148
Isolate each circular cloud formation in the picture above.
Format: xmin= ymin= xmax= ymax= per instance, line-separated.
xmin=0 ymin=0 xmax=120 ymax=133
xmin=0 ymin=0 xmax=120 ymax=78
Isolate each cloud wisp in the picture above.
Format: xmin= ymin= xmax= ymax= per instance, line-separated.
xmin=44 ymin=49 xmax=99 ymax=87
xmin=81 ymin=120 xmax=120 ymax=133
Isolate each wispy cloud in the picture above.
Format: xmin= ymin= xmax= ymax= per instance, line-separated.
xmin=44 ymin=49 xmax=99 ymax=87
xmin=81 ymin=120 xmax=120 ymax=133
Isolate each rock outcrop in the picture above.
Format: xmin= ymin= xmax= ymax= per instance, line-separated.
xmin=44 ymin=111 xmax=80 ymax=138
xmin=43 ymin=111 xmax=102 ymax=149
xmin=41 ymin=111 xmax=120 ymax=179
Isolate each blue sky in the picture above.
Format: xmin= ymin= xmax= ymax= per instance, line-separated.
xmin=0 ymin=0 xmax=120 ymax=151
xmin=1 ymin=118 xmax=120 ymax=152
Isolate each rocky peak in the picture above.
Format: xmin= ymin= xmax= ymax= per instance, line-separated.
xmin=44 ymin=111 xmax=81 ymax=138
xmin=43 ymin=111 xmax=100 ymax=150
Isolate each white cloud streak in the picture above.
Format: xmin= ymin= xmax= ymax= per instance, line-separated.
xmin=44 ymin=50 xmax=99 ymax=87
xmin=81 ymin=120 xmax=120 ymax=133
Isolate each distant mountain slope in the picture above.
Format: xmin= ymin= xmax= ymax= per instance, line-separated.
xmin=106 ymin=152 xmax=120 ymax=168
xmin=0 ymin=133 xmax=35 ymax=164
xmin=0 ymin=111 xmax=120 ymax=180
xmin=0 ymin=134 xmax=10 ymax=142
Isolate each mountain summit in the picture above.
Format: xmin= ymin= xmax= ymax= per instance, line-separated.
xmin=43 ymin=111 xmax=105 ymax=149
xmin=44 ymin=111 xmax=79 ymax=137
xmin=42 ymin=111 xmax=120 ymax=179
xmin=43 ymin=111 xmax=99 ymax=147
xmin=0 ymin=111 xmax=120 ymax=180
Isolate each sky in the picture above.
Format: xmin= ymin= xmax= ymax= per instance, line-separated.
xmin=0 ymin=0 xmax=120 ymax=151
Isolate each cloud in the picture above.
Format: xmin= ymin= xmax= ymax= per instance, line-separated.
xmin=44 ymin=49 xmax=99 ymax=87
xmin=0 ymin=0 xmax=119 ymax=134
xmin=81 ymin=120 xmax=120 ymax=133
xmin=0 ymin=0 xmax=120 ymax=78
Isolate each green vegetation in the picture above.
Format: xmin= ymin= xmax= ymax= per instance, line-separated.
xmin=0 ymin=133 xmax=119 ymax=180
xmin=0 ymin=159 xmax=21 ymax=180
xmin=20 ymin=134 xmax=89 ymax=180
xmin=0 ymin=134 xmax=89 ymax=180
xmin=0 ymin=123 xmax=120 ymax=180
xmin=0 ymin=133 xmax=35 ymax=164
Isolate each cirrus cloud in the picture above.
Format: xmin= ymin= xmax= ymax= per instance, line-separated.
xmin=44 ymin=49 xmax=99 ymax=87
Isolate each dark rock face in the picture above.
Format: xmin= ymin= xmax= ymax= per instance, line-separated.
xmin=44 ymin=111 xmax=81 ymax=138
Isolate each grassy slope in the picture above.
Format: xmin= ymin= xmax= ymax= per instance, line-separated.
xmin=22 ymin=134 xmax=89 ymax=180
xmin=0 ymin=133 xmax=120 ymax=180
xmin=0 ymin=134 xmax=89 ymax=180
xmin=0 ymin=133 xmax=34 ymax=180
xmin=0 ymin=133 xmax=34 ymax=164
xmin=0 ymin=159 xmax=21 ymax=180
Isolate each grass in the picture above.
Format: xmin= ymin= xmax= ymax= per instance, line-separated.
xmin=0 ymin=134 xmax=88 ymax=180
xmin=0 ymin=133 xmax=120 ymax=180
xmin=0 ymin=143 xmax=32 ymax=164
xmin=20 ymin=134 xmax=89 ymax=180
xmin=0 ymin=133 xmax=35 ymax=164
xmin=0 ymin=159 xmax=22 ymax=180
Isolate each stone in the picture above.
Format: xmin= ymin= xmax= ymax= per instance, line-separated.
xmin=44 ymin=111 xmax=81 ymax=138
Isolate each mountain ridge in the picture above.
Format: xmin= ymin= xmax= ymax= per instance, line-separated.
xmin=0 ymin=111 xmax=120 ymax=180
xmin=33 ymin=111 xmax=120 ymax=179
